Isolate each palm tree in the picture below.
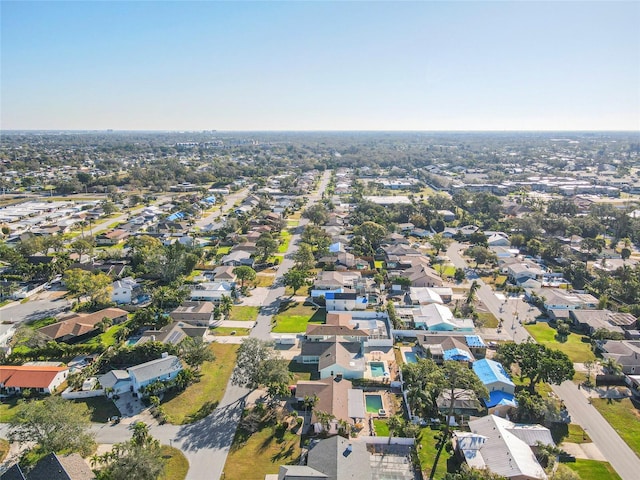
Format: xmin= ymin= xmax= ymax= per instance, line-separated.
xmin=315 ymin=411 xmax=335 ymax=433
xmin=219 ymin=295 xmax=233 ymax=319
xmin=601 ymin=358 xmax=622 ymax=375
xmin=387 ymin=415 xmax=404 ymax=444
xmin=466 ymin=280 xmax=479 ymax=305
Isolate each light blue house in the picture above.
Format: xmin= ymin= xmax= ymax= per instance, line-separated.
xmin=472 ymin=358 xmax=517 ymax=415
xmin=129 ymin=354 xmax=183 ymax=395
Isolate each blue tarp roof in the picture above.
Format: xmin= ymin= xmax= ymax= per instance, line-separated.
xmin=329 ymin=242 xmax=342 ymax=253
xmin=465 ymin=335 xmax=486 ymax=348
xmin=443 ymin=348 xmax=473 ymax=361
xmin=473 ymin=358 xmax=515 ymax=387
xmin=204 ymin=196 xmax=217 ymax=203
xmin=486 ymin=391 xmax=518 ymax=408
xmin=167 ymin=212 xmax=185 ymax=221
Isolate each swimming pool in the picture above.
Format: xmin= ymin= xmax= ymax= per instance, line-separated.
xmin=365 ymin=394 xmax=384 ymax=414
xmin=369 ymin=362 xmax=386 ymax=377
xmin=404 ymin=352 xmax=418 ymax=364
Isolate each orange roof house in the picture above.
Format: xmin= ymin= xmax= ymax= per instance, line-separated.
xmin=39 ymin=308 xmax=128 ymax=343
xmin=0 ymin=365 xmax=68 ymax=394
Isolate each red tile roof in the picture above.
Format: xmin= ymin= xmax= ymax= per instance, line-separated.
xmin=0 ymin=366 xmax=68 ymax=389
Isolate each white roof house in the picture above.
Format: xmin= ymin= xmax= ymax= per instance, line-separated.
xmin=454 ymin=415 xmax=554 ymax=480
xmin=111 ymin=276 xmax=141 ymax=304
xmin=128 ymin=354 xmax=183 ymax=395
xmin=408 ymin=287 xmax=444 ymax=305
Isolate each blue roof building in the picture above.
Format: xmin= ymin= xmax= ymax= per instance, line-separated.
xmin=472 ymin=358 xmax=517 ymax=412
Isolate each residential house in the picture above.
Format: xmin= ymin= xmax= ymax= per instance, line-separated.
xmin=412 ymin=303 xmax=474 ymax=332
xmin=453 ymin=415 xmax=554 ymax=480
xmin=398 ymin=264 xmax=444 ymax=288
xmin=313 ymin=271 xmax=362 ymax=291
xmin=39 ymin=308 xmax=128 ymax=343
xmin=170 ymin=301 xmax=214 ymax=326
xmin=472 ymin=358 xmax=517 ymax=416
xmin=269 ymin=435 xmax=416 ymax=480
xmin=507 ymin=263 xmax=544 ymax=285
xmin=98 ymin=370 xmax=132 ymax=396
xmin=598 ymin=340 xmax=640 ymax=374
xmin=220 ymin=250 xmax=254 ymax=267
xmin=569 ymin=310 xmax=627 ymax=336
xmin=528 ymin=288 xmax=598 ymax=312
xmin=128 ymin=353 xmax=183 ymax=395
xmin=294 ymin=376 xmax=366 ymax=435
xmin=325 ymin=292 xmax=368 ymax=311
xmin=1 ymin=452 xmax=95 ymax=480
xmin=0 ymin=365 xmax=68 ymax=395
xmin=212 ymin=265 xmax=237 ymax=283
xmin=486 ymin=232 xmax=510 ymax=247
xmin=416 ymin=334 xmax=486 ymax=364
xmin=406 ymin=287 xmax=444 ymax=305
xmin=96 ymin=229 xmax=130 ymax=246
xmin=110 ymin=276 xmax=141 ymax=305
xmin=135 ymin=321 xmax=207 ymax=346
xmin=416 ymin=335 xmax=476 ymax=364
xmin=189 ymin=282 xmax=233 ymax=304
xmin=436 ymin=388 xmax=483 ymax=417
xmin=299 ymin=338 xmax=365 ymax=380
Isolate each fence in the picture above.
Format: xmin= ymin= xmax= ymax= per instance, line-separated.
xmin=61 ymin=387 xmax=105 ymax=399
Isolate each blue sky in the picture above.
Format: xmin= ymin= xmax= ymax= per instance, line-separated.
xmin=1 ymin=1 xmax=639 ymax=131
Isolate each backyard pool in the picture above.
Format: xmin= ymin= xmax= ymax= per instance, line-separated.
xmin=369 ymin=361 xmax=386 ymax=377
xmin=404 ymin=351 xmax=418 ymax=364
xmin=365 ymin=394 xmax=384 ymax=414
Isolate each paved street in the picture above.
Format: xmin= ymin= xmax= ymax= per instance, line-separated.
xmin=553 ymin=381 xmax=640 ymax=480
xmin=177 ymin=170 xmax=331 ymax=479
xmin=0 ymin=292 xmax=71 ymax=324
xmin=194 ymin=186 xmax=251 ymax=231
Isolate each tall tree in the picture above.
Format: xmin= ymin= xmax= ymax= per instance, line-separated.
xmin=430 ymin=361 xmax=488 ymax=480
xmin=231 ymin=338 xmax=290 ymax=391
xmin=255 ymin=232 xmax=279 ymax=261
xmin=283 ymin=268 xmax=310 ymax=296
xmin=498 ymin=342 xmax=574 ymax=393
xmin=179 ymin=337 xmax=215 ymax=370
xmin=233 ymin=265 xmax=256 ymax=289
xmin=8 ymin=395 xmax=95 ymax=456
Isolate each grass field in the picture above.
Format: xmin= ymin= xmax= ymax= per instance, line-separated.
xmin=210 ymin=327 xmax=250 ymax=336
xmin=278 ymin=230 xmax=292 ymax=253
xmin=0 ymin=397 xmax=22 ymax=423
xmin=84 ymin=323 xmax=129 ymax=348
xmin=26 ymin=316 xmax=58 ymax=329
xmin=417 ymin=427 xmax=451 ymax=480
xmin=551 ymin=423 xmax=591 ymax=444
xmin=253 ymin=274 xmax=275 ymax=288
xmin=476 ymin=311 xmax=499 ymax=328
xmin=374 ymin=419 xmax=389 ymax=436
xmin=524 ymin=322 xmax=595 ymax=363
xmin=162 ymin=343 xmax=239 ymax=424
xmin=0 ymin=439 xmax=9 ymax=462
xmin=287 ymin=361 xmax=317 ymax=382
xmin=566 ymin=459 xmax=621 ymax=480
xmin=229 ymin=306 xmax=260 ymax=322
xmin=592 ymin=398 xmax=640 ymax=458
xmin=272 ymin=303 xmax=325 ymax=333
xmin=159 ymin=446 xmax=189 ymax=480
xmin=224 ymin=414 xmax=301 ymax=480
xmin=75 ymin=397 xmax=120 ymax=423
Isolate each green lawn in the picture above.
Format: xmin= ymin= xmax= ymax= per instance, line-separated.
xmin=229 ymin=306 xmax=260 ymax=322
xmin=74 ymin=397 xmax=120 ymax=423
xmin=592 ymin=398 xmax=640 ymax=458
xmin=278 ymin=230 xmax=292 ymax=253
xmin=162 ymin=343 xmax=239 ymax=424
xmin=272 ymin=303 xmax=325 ymax=333
xmin=417 ymin=427 xmax=451 ymax=480
xmin=551 ymin=423 xmax=591 ymax=444
xmin=224 ymin=413 xmax=301 ymax=480
xmin=216 ymin=246 xmax=232 ymax=255
xmin=476 ymin=311 xmax=499 ymax=328
xmin=287 ymin=361 xmax=317 ymax=382
xmin=160 ymin=445 xmax=189 ymax=480
xmin=374 ymin=419 xmax=389 ymax=436
xmin=0 ymin=397 xmax=23 ymax=423
xmin=210 ymin=326 xmax=250 ymax=336
xmin=566 ymin=459 xmax=621 ymax=480
xmin=26 ymin=316 xmax=58 ymax=329
xmin=0 ymin=438 xmax=9 ymax=462
xmin=83 ymin=323 xmax=129 ymax=348
xmin=254 ymin=274 xmax=275 ymax=288
xmin=524 ymin=322 xmax=596 ymax=363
